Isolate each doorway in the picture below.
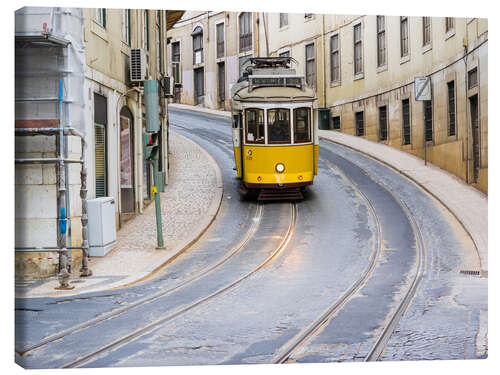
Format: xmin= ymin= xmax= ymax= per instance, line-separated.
xmin=470 ymin=94 xmax=480 ymax=183
xmin=120 ymin=107 xmax=135 ymax=213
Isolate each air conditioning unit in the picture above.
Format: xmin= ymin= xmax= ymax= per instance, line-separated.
xmin=172 ymin=61 xmax=182 ymax=85
xmin=130 ymin=48 xmax=147 ymax=82
xmin=88 ymin=197 xmax=117 ymax=256
xmin=161 ymin=76 xmax=174 ymax=98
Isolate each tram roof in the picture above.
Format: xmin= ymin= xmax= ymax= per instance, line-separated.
xmin=232 ymin=83 xmax=317 ymax=103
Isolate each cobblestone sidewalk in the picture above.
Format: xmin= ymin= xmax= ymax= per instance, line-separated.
xmin=17 ymin=131 xmax=223 ymax=298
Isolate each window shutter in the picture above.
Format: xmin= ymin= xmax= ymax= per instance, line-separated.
xmin=95 ymin=124 xmax=106 ymax=198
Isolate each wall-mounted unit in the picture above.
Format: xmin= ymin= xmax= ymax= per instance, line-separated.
xmin=130 ymin=48 xmax=147 ymax=82
xmin=88 ymin=197 xmax=117 ymax=256
xmin=161 ymin=76 xmax=174 ymax=98
xmin=172 ymin=61 xmax=182 ymax=85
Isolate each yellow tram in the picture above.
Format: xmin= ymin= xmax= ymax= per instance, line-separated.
xmin=231 ymin=57 xmax=318 ymax=200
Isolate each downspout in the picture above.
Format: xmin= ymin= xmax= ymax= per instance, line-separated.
xmin=57 ymin=79 xmax=71 ymax=289
xmin=261 ymin=12 xmax=269 ymax=56
xmin=322 ymin=14 xmax=327 ymax=108
xmin=463 ymin=21 xmax=470 ymax=183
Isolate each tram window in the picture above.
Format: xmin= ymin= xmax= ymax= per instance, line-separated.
xmin=293 ymin=108 xmax=311 ymax=143
xmin=245 ymin=108 xmax=265 ymax=144
xmin=268 ymin=109 xmax=291 ymax=144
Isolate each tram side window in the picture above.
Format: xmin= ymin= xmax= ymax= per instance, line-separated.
xmin=293 ymin=108 xmax=311 ymax=143
xmin=268 ymin=109 xmax=291 ymax=144
xmin=245 ymin=108 xmax=265 ymax=144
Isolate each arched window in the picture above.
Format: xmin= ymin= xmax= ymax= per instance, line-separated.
xmin=192 ymin=26 xmax=203 ymax=64
xmin=239 ymin=13 xmax=252 ymax=53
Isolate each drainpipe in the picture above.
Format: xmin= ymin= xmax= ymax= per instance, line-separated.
xmin=56 ymin=79 xmax=72 ymax=289
xmin=463 ymin=22 xmax=470 ymax=184
xmin=322 ymin=14 xmax=327 ymax=108
xmin=261 ymin=12 xmax=269 ymax=57
xmin=137 ymin=88 xmax=144 ymax=213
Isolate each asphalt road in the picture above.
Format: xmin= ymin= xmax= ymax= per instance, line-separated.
xmin=15 ymin=108 xmax=487 ymax=368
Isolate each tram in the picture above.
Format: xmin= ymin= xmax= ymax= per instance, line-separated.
xmin=230 ymin=57 xmax=318 ymax=200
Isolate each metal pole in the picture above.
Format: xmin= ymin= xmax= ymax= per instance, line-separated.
xmin=152 ymin=158 xmax=165 ymax=249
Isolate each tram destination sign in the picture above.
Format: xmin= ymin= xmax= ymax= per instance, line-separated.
xmin=414 ymin=76 xmax=432 ymax=101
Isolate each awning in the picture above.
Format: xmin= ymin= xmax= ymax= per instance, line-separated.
xmin=166 ymin=10 xmax=185 ymax=30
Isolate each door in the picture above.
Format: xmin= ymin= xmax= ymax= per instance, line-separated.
xmin=470 ymin=95 xmax=480 ymax=183
xmin=120 ymin=112 xmax=135 ymax=213
xmin=194 ymin=67 xmax=204 ymax=105
xmin=218 ymin=62 xmax=225 ymax=108
xmin=94 ymin=93 xmax=107 ymax=198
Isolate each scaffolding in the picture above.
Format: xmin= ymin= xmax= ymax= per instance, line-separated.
xmin=15 ymin=8 xmax=90 ymax=288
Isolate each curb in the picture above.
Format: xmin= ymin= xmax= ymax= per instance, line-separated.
xmin=319 ymin=135 xmax=486 ymax=275
xmin=115 ymin=131 xmax=224 ymax=288
xmin=19 ymin=131 xmax=224 ymax=298
xmin=168 ymin=103 xmax=232 ymax=119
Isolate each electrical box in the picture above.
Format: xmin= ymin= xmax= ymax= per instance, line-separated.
xmin=88 ymin=197 xmax=117 ymax=256
xmin=144 ymin=79 xmax=160 ymax=132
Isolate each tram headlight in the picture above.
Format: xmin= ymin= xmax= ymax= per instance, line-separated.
xmin=275 ymin=163 xmax=285 ymax=173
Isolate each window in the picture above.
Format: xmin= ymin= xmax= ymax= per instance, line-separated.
xmin=355 ymin=111 xmax=364 ymax=136
xmin=268 ymin=109 xmax=291 ymax=144
xmin=402 ymin=99 xmax=411 ymax=145
xmin=305 ymin=43 xmax=316 ymax=89
xmin=94 ymin=8 xmax=106 ymax=27
xmin=354 ymin=23 xmax=363 ymax=75
xmin=424 ymin=100 xmax=433 ymax=142
xmin=446 ymin=17 xmax=455 ymax=33
xmin=143 ymin=10 xmax=149 ymax=50
xmin=280 ymin=13 xmax=288 ymax=28
xmin=192 ymin=26 xmax=203 ymax=64
xmin=330 ymin=34 xmax=340 ymax=83
xmin=400 ymin=16 xmax=409 ymax=57
xmin=245 ymin=108 xmax=265 ymax=144
xmin=279 ymin=51 xmax=290 ymax=58
xmin=379 ymin=105 xmax=388 ymax=141
xmin=377 ymin=16 xmax=386 ymax=67
xmin=216 ymin=23 xmax=224 ymax=58
xmin=122 ymin=9 xmax=131 ymax=44
xmin=156 ymin=11 xmax=162 ymax=73
xmin=332 ymin=116 xmax=341 ymax=130
xmin=172 ymin=42 xmax=181 ymax=84
xmin=468 ymin=67 xmax=478 ymax=89
xmin=448 ymin=81 xmax=456 ymax=136
xmin=423 ymin=17 xmax=431 ymax=46
xmin=239 ymin=12 xmax=252 ymax=53
xmin=293 ymin=108 xmax=311 ymax=143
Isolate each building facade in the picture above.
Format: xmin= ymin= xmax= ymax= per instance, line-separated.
xmin=15 ymin=7 xmax=183 ymax=279
xmin=169 ymin=12 xmax=488 ymax=194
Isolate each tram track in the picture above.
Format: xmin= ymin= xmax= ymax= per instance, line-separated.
xmin=272 ymin=159 xmax=383 ymax=364
xmin=17 ymin=203 xmax=264 ymax=358
xmin=273 ymin=155 xmax=426 ymax=363
xmin=61 ymin=202 xmax=297 ymax=368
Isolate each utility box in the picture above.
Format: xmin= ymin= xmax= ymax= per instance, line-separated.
xmin=88 ymin=197 xmax=117 ymax=256
xmin=144 ymin=79 xmax=160 ymax=132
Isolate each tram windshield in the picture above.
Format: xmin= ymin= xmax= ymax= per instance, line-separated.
xmin=294 ymin=108 xmax=311 ymax=143
xmin=268 ymin=108 xmax=291 ymax=144
xmin=245 ymin=108 xmax=265 ymax=144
